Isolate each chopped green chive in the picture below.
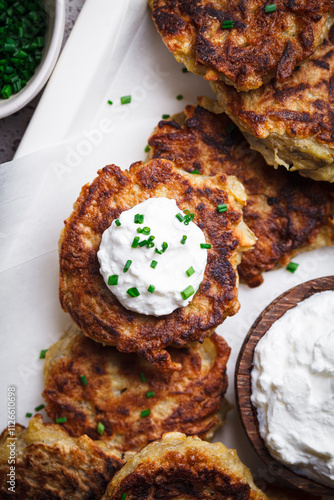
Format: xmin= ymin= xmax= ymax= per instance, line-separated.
xmin=226 ymin=122 xmax=236 ymax=134
xmin=115 ymin=219 xmax=121 ymax=227
xmin=176 ymin=94 xmax=183 ymax=100
xmin=181 ymin=235 xmax=187 ymax=245
xmin=148 ymin=285 xmax=155 ymax=293
xmin=127 ymin=287 xmax=140 ymax=298
xmin=108 ymin=100 xmax=113 ymax=105
xmin=181 ymin=285 xmax=195 ymax=300
xmin=200 ymin=243 xmax=211 ymax=249
xmin=134 ymin=214 xmax=144 ymax=224
xmin=162 ymin=114 xmax=170 ymax=119
xmin=222 ymin=20 xmax=234 ymax=29
xmin=151 ymin=260 xmax=158 ymax=269
xmin=217 ymin=204 xmax=227 ymax=213
xmin=140 ymin=372 xmax=146 ymax=383
xmin=145 ymin=145 xmax=150 ymax=153
xmin=182 ymin=67 xmax=188 ymax=73
xmin=286 ymin=262 xmax=299 ymax=273
xmin=34 ymin=404 xmax=45 ymax=412
xmin=97 ymin=422 xmax=105 ymax=436
xmin=80 ymin=375 xmax=88 ymax=386
xmin=162 ymin=242 xmax=168 ymax=252
xmin=142 ymin=227 xmax=151 ymax=235
xmin=176 ymin=213 xmax=185 ymax=222
xmin=108 ymin=275 xmax=119 ymax=285
xmin=265 ymin=3 xmax=276 ymax=12
xmin=56 ymin=417 xmax=67 ymax=424
xmin=120 ymin=95 xmax=131 ymax=104
xmin=123 ymin=260 xmax=132 ymax=273
xmin=141 ymin=409 xmax=150 ymax=418
xmin=121 ymin=494 xmax=127 ymax=500
xmin=25 ymin=412 xmax=32 ymax=418
xmin=186 ymin=266 xmax=195 ymax=277
xmin=138 ymin=239 xmax=149 ymax=247
xmin=183 ymin=211 xmax=195 ymax=225
xmin=1 ymin=84 xmax=12 ymax=99
xmin=191 ymin=169 xmax=200 ymax=174
xmin=146 ymin=391 xmax=155 ymax=398
xmin=39 ymin=349 xmax=48 ymax=359
xmin=132 ymin=236 xmax=140 ymax=248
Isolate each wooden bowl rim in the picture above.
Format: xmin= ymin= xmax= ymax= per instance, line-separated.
xmin=235 ymin=276 xmax=334 ymax=496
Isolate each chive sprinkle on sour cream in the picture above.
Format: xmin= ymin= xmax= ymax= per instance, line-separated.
xmin=97 ymin=198 xmax=208 ymax=316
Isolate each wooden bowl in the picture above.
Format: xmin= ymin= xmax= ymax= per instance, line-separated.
xmin=235 ymin=276 xmax=334 ymax=497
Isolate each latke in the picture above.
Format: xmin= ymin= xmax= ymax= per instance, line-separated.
xmin=0 ymin=414 xmax=125 ymax=500
xmin=102 ymin=432 xmax=268 ymax=499
xmin=148 ymin=100 xmax=334 ymax=287
xmin=213 ymin=28 xmax=334 ymax=181
xmin=150 ymin=0 xmax=334 ymax=91
xmin=42 ymin=324 xmax=230 ymax=452
xmin=59 ymin=159 xmax=255 ymax=369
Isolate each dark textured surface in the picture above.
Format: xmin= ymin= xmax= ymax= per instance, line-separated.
xmin=150 ymin=0 xmax=334 ymax=91
xmin=59 ymin=159 xmax=254 ymax=371
xmin=43 ymin=325 xmax=230 ymax=452
xmin=148 ymin=101 xmax=334 ymax=287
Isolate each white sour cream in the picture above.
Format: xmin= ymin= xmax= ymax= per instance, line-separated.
xmin=251 ymin=290 xmax=334 ymax=487
xmin=97 ymin=197 xmax=208 ymax=316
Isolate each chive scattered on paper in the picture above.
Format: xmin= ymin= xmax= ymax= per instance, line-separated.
xmin=39 ymin=349 xmax=48 ymax=359
xmin=120 ymin=95 xmax=131 ymax=104
xmin=34 ymin=404 xmax=45 ymax=412
xmin=286 ymin=262 xmax=299 ymax=273
xmin=107 ymin=100 xmax=113 ymax=105
xmin=162 ymin=114 xmax=170 ymax=119
xmin=25 ymin=412 xmax=32 ymax=418
xmin=145 ymin=145 xmax=150 ymax=153
xmin=182 ymin=67 xmax=188 ymax=73
xmin=176 ymin=94 xmax=183 ymax=100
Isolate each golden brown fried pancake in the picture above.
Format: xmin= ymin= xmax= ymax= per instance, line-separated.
xmin=149 ymin=0 xmax=334 ymax=91
xmin=59 ymin=158 xmax=255 ymax=369
xmin=0 ymin=414 xmax=125 ymax=500
xmin=102 ymin=432 xmax=268 ymax=499
xmin=213 ymin=28 xmax=334 ymax=181
xmin=42 ymin=324 xmax=230 ymax=452
xmin=148 ymin=99 xmax=334 ymax=287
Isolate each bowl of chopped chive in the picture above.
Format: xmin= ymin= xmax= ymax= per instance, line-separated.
xmin=0 ymin=0 xmax=65 ymax=119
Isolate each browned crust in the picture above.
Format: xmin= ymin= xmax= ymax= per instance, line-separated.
xmin=213 ymin=27 xmax=334 ymax=146
xmin=59 ymin=158 xmax=253 ymax=370
xmin=148 ymin=102 xmax=334 ymax=287
xmin=0 ymin=415 xmax=124 ymax=500
xmin=42 ymin=325 xmax=230 ymax=452
xmin=150 ymin=0 xmax=334 ymax=91
xmin=103 ymin=433 xmax=268 ymax=499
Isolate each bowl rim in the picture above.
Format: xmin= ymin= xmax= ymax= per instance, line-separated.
xmin=235 ymin=275 xmax=334 ymax=496
xmin=0 ymin=0 xmax=66 ymax=119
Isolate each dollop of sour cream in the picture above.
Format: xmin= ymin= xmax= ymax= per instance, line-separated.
xmin=251 ymin=290 xmax=334 ymax=487
xmin=97 ymin=197 xmax=208 ymax=316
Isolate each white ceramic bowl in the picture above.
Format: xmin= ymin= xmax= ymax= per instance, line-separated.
xmin=0 ymin=0 xmax=65 ymax=119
